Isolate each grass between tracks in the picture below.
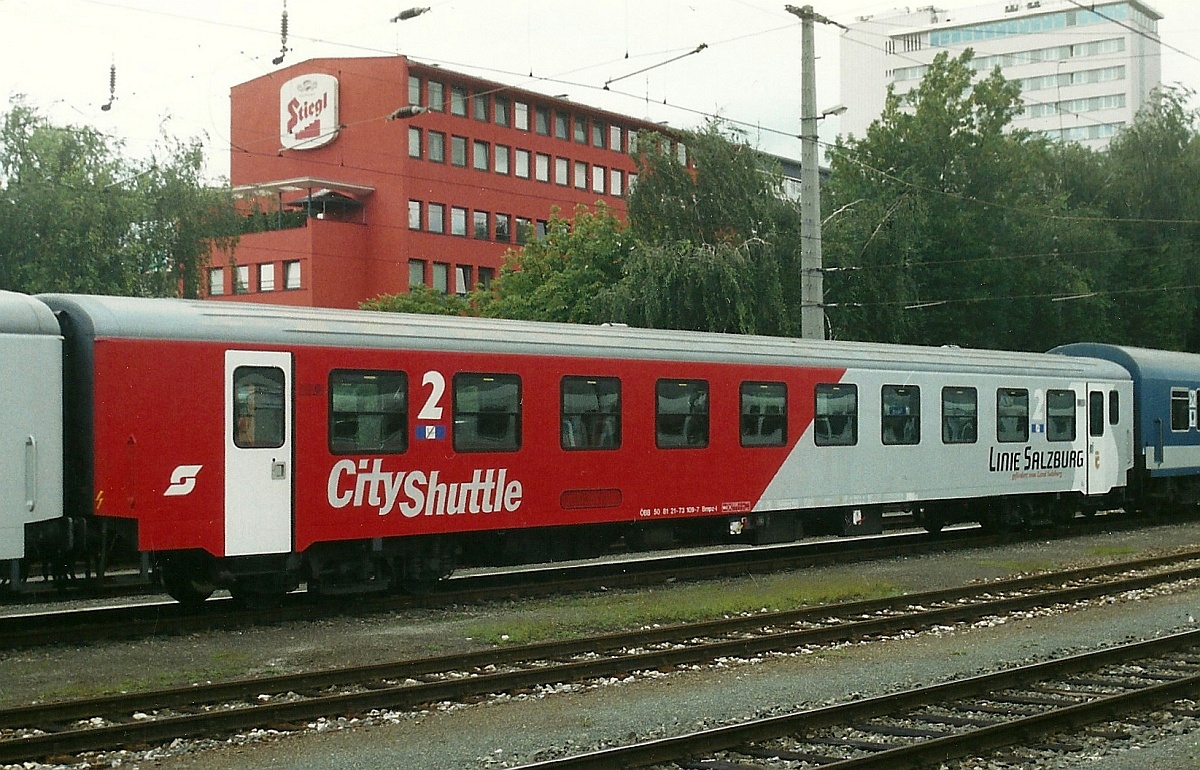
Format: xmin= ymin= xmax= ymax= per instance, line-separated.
xmin=461 ymin=573 xmax=902 ymax=646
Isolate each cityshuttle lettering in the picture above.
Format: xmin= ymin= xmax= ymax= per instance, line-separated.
xmin=327 ymin=459 xmax=523 ymax=517
xmin=989 ymin=446 xmax=1086 ymax=474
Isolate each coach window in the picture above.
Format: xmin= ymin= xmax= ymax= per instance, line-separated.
xmin=997 ymin=388 xmax=1029 ymax=443
xmin=233 ymin=367 xmax=285 ymax=449
xmin=1109 ymin=390 xmax=1120 ymax=425
xmin=454 ymin=373 xmax=521 ymax=452
xmin=1090 ymin=391 xmax=1105 ymax=437
xmin=656 ymin=379 xmax=709 ymax=449
xmin=1171 ymin=388 xmax=1190 ymax=431
xmin=329 ymin=371 xmax=407 ymax=454
xmin=942 ymin=386 xmax=977 ymax=444
xmin=882 ymin=385 xmax=920 ymax=445
xmin=814 ymin=383 xmax=857 ymax=446
xmin=1047 ymin=389 xmax=1076 ymax=442
xmin=740 ymin=382 xmax=787 ymax=447
xmin=561 ymin=376 xmax=621 ymax=450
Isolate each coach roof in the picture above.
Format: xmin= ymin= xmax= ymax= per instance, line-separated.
xmin=0 ymin=291 xmax=62 ymax=336
xmin=40 ymin=293 xmax=1130 ymax=380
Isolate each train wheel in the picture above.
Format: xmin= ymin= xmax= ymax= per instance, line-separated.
xmin=159 ymin=555 xmax=216 ymax=608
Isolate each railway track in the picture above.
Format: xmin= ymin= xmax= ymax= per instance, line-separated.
xmin=0 ymin=550 xmax=1197 ymax=766
xmin=515 ymin=631 xmax=1200 ymax=769
xmin=0 ymin=525 xmax=994 ymax=649
xmin=0 ymin=514 xmax=1164 ymax=650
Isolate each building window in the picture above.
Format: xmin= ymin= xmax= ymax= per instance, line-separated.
xmin=473 ymin=210 xmax=490 ymax=239
xmin=329 ymin=370 xmax=407 ymax=454
xmin=208 ymin=267 xmax=224 ymax=296
xmin=574 ymin=161 xmax=587 ymax=189
xmin=592 ymin=120 xmax=606 ymax=149
xmin=494 ymin=96 xmax=510 ymax=126
xmin=284 ymin=260 xmax=301 ymax=290
xmin=408 ymin=200 xmax=422 ymax=230
xmin=451 ymin=135 xmax=467 ymax=167
xmin=555 ymin=157 xmax=569 ymax=186
xmin=495 ymin=144 xmax=510 ymax=175
xmin=656 ymin=379 xmax=709 ymax=448
xmin=258 ymin=263 xmax=275 ymax=292
xmin=427 ymin=202 xmax=445 ymax=234
xmin=535 ymin=153 xmax=550 ymax=182
xmin=409 ymin=259 xmax=426 ymax=288
xmin=561 ymin=376 xmax=621 ymax=450
xmin=609 ymin=124 xmax=623 ymax=152
xmin=515 ymin=148 xmax=531 ymax=179
xmin=455 ymin=265 xmax=472 ymax=295
xmin=514 ymin=101 xmax=529 ymax=130
xmin=473 ymin=140 xmax=489 ymax=171
xmin=408 ymin=75 xmax=421 ymax=106
xmin=573 ymin=116 xmax=587 ymax=144
xmin=450 ymin=85 xmax=468 ymax=116
xmin=428 ymin=131 xmax=445 ymax=163
xmin=881 ymin=385 xmax=920 ymax=445
xmin=591 ymin=165 xmax=606 ymax=194
xmin=515 ymin=217 xmax=531 ymax=245
xmin=427 ymin=80 xmax=444 ymax=111
xmin=453 ymin=372 xmax=521 ymax=453
xmin=941 ymin=387 xmax=977 ymax=444
xmin=535 ymin=106 xmax=550 ymax=135
xmin=473 ymin=93 xmax=489 ymax=121
xmin=610 ymin=168 xmax=623 ymax=197
xmin=815 ymin=383 xmax=857 ymax=446
xmin=740 ymin=382 xmax=787 ymax=447
xmin=997 ymin=388 xmax=1030 ymax=443
xmin=408 ymin=127 xmax=421 ymax=159
xmin=628 ymin=130 xmax=639 ymax=153
xmin=495 ymin=213 xmax=511 ymax=242
xmin=478 ymin=266 xmax=495 ymax=288
xmin=432 ymin=262 xmax=449 ymax=293
xmin=554 ymin=111 xmax=570 ymax=140
xmin=232 ymin=266 xmax=250 ymax=293
xmin=450 ymin=206 xmax=467 ymax=236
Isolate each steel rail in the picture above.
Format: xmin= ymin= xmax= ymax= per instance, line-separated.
xmin=511 ymin=630 xmax=1200 ymax=769
xmin=0 ymin=553 xmax=1197 ymax=764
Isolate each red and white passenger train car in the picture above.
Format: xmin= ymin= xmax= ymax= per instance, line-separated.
xmin=39 ymin=294 xmax=1135 ymax=604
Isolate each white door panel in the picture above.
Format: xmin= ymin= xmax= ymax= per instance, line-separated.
xmin=224 ymin=350 xmax=292 ymax=556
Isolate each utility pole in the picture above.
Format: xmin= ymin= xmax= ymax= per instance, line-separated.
xmin=786 ymin=5 xmax=844 ymax=340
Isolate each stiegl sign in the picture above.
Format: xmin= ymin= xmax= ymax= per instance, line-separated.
xmin=280 ymin=73 xmax=339 ymax=150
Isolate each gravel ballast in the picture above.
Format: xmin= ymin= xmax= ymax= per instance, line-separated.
xmin=3 ymin=521 xmax=1200 ymax=769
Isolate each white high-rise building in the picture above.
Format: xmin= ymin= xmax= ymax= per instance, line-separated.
xmin=840 ymin=1 xmax=1162 ymax=149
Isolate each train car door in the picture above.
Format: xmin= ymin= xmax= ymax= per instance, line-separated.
xmin=224 ymin=350 xmax=293 ymax=556
xmin=1086 ymin=387 xmax=1118 ymax=495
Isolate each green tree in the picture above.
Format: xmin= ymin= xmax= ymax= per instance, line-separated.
xmin=1097 ymin=86 xmax=1200 ymax=350
xmin=0 ymin=101 xmax=239 ymax=297
xmin=361 ymin=284 xmax=474 ymax=315
xmin=824 ymin=51 xmax=1110 ymax=349
xmin=475 ymin=204 xmax=629 ymax=323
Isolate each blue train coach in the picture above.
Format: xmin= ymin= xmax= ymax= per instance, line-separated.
xmin=1054 ymin=343 xmax=1200 ymax=507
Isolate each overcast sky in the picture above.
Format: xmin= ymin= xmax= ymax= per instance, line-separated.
xmin=2 ymin=0 xmax=1197 ymax=181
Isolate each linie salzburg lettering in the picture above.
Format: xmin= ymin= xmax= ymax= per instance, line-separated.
xmin=989 ymin=446 xmax=1086 ymax=473
xmin=327 ymin=459 xmax=523 ymax=517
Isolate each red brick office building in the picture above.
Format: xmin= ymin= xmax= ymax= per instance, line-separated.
xmin=208 ymin=56 xmax=673 ymax=309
